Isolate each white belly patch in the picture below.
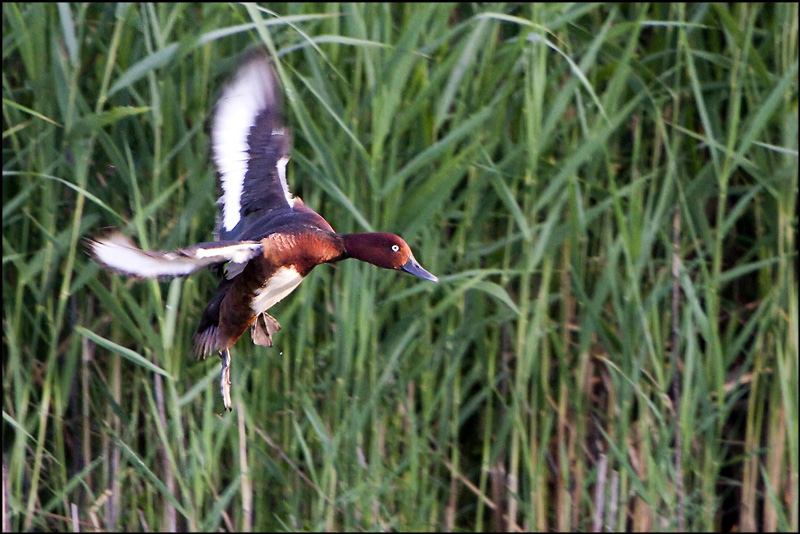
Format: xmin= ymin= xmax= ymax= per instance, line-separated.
xmin=251 ymin=266 xmax=304 ymax=315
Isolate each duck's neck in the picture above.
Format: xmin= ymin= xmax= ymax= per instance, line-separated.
xmin=340 ymin=233 xmax=374 ymax=262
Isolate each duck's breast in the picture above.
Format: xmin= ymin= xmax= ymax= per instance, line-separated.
xmin=250 ymin=265 xmax=304 ymax=315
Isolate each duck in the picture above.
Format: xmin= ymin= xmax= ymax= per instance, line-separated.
xmin=88 ymin=52 xmax=438 ymax=411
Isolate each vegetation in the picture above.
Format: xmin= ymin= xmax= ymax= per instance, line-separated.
xmin=3 ymin=3 xmax=797 ymax=531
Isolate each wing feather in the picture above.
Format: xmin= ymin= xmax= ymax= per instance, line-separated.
xmin=87 ymin=232 xmax=262 ymax=279
xmin=212 ymin=54 xmax=295 ymax=240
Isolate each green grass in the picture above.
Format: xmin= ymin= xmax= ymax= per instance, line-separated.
xmin=3 ymin=2 xmax=797 ymax=531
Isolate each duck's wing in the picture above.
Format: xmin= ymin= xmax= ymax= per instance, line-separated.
xmin=87 ymin=232 xmax=263 ymax=279
xmin=212 ymin=53 xmax=296 ymax=242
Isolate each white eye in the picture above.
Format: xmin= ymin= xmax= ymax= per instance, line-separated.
xmin=391 ymin=244 xmax=400 ymax=252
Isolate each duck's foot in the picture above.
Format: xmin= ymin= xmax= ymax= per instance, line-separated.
xmin=220 ymin=348 xmax=232 ymax=411
xmin=250 ymin=312 xmax=281 ymax=347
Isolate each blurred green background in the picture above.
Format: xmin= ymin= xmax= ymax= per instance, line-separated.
xmin=3 ymin=3 xmax=797 ymax=531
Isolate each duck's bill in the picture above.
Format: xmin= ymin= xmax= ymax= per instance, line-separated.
xmin=401 ymin=254 xmax=439 ymax=283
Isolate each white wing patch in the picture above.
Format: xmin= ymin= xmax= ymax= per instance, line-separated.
xmin=212 ymin=57 xmax=285 ymax=232
xmin=88 ymin=233 xmax=262 ymax=278
xmin=275 ymin=155 xmax=294 ymax=206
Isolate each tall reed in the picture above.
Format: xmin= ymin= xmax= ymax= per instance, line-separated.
xmin=3 ymin=3 xmax=796 ymax=531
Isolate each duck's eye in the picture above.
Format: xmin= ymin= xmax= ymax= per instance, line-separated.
xmin=391 ymin=244 xmax=400 ymax=252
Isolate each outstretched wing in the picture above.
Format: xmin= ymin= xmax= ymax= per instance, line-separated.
xmin=87 ymin=232 xmax=262 ymax=279
xmin=212 ymin=53 xmax=295 ymax=242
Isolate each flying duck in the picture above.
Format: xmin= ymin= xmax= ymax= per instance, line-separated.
xmin=88 ymin=52 xmax=438 ymax=410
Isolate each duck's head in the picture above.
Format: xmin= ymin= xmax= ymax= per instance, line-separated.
xmin=342 ymin=232 xmax=438 ymax=283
